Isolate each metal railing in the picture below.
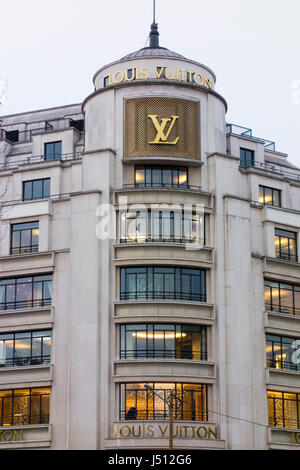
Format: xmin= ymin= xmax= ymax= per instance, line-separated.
xmin=120 ymin=291 xmax=207 ymax=302
xmin=120 ymin=350 xmax=207 ymax=361
xmin=240 ymin=160 xmax=300 ymax=182
xmin=0 ymin=356 xmax=50 ymax=368
xmin=275 ymin=251 xmax=298 ymax=263
xmin=10 ymin=245 xmax=39 ymax=255
xmin=226 ymin=123 xmax=276 ymax=151
xmin=1 ymin=152 xmax=82 ymax=171
xmin=120 ymin=237 xmax=206 ymax=245
xmin=120 ymin=410 xmax=208 ymax=421
xmin=0 ymin=298 xmax=51 ymax=311
xmin=265 ymin=302 xmax=300 ymax=316
xmin=123 ymin=183 xmax=202 ymax=191
xmin=267 ymin=358 xmax=300 ymax=372
xmin=0 ymin=118 xmax=84 ymax=144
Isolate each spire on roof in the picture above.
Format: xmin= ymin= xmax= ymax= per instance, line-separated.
xmin=149 ymin=0 xmax=159 ymax=48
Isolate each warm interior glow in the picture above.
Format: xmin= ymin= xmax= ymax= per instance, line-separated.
xmin=32 ymin=229 xmax=39 ymax=236
xmin=178 ymin=174 xmax=187 ymax=184
xmin=132 ymin=332 xmax=187 ymax=339
xmin=135 ymin=172 xmax=145 ymax=183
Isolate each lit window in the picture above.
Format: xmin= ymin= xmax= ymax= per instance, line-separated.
xmin=259 ymin=186 xmax=281 ymax=207
xmin=120 ymin=266 xmax=206 ymax=302
xmin=120 ymin=324 xmax=207 ymax=360
xmin=275 ymin=228 xmax=297 ymax=262
xmin=268 ymin=391 xmax=300 ymax=429
xmin=11 ymin=221 xmax=39 ymax=255
xmin=264 ymin=279 xmax=300 ymax=316
xmin=0 ymin=388 xmax=50 ymax=426
xmin=266 ymin=334 xmax=300 ymax=371
xmin=134 ymin=166 xmax=188 ymax=189
xmin=120 ymin=383 xmax=207 ymax=421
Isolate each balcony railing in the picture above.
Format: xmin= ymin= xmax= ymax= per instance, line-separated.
xmin=265 ymin=302 xmax=300 ymax=316
xmin=120 ymin=237 xmax=206 ymax=245
xmin=123 ymin=183 xmax=202 ymax=191
xmin=0 ymin=298 xmax=51 ymax=311
xmin=120 ymin=291 xmax=207 ymax=302
xmin=10 ymin=245 xmax=39 ymax=256
xmin=121 ymin=410 xmax=208 ymax=421
xmin=267 ymin=358 xmax=300 ymax=372
xmin=1 ymin=152 xmax=82 ymax=171
xmin=240 ymin=160 xmax=300 ymax=182
xmin=120 ymin=350 xmax=207 ymax=361
xmin=0 ymin=356 xmax=50 ymax=368
xmin=0 ymin=118 xmax=84 ymax=144
xmin=226 ymin=123 xmax=276 ymax=151
xmin=275 ymin=251 xmax=298 ymax=263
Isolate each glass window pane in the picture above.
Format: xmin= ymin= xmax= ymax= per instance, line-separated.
xmin=43 ymin=179 xmax=50 ymax=198
xmin=32 ymin=180 xmax=43 ymax=200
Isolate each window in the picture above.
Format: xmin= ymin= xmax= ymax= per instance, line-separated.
xmin=0 ymin=388 xmax=50 ymax=426
xmin=120 ymin=209 xmax=205 ymax=245
xmin=69 ymin=119 xmax=84 ymax=132
xmin=275 ymin=228 xmax=297 ymax=262
xmin=135 ymin=166 xmax=188 ymax=189
xmin=120 ymin=324 xmax=207 ymax=360
xmin=11 ymin=221 xmax=39 ymax=255
xmin=23 ymin=178 xmax=50 ymax=201
xmin=259 ymin=186 xmax=281 ymax=207
xmin=266 ymin=334 xmax=300 ymax=372
xmin=264 ymin=280 xmax=300 ymax=316
xmin=268 ymin=391 xmax=300 ymax=429
xmin=120 ymin=383 xmax=207 ymax=421
xmin=0 ymin=330 xmax=51 ymax=368
xmin=0 ymin=274 xmax=52 ymax=310
xmin=240 ymin=148 xmax=254 ymax=168
xmin=5 ymin=130 xmax=19 ymax=143
xmin=44 ymin=141 xmax=62 ymax=161
xmin=120 ymin=267 xmax=206 ymax=302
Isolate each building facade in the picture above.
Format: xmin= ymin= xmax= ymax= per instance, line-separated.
xmin=0 ymin=24 xmax=300 ymax=450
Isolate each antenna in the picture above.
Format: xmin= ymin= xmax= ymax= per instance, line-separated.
xmin=149 ymin=0 xmax=159 ymax=48
xmin=153 ymin=0 xmax=156 ymax=23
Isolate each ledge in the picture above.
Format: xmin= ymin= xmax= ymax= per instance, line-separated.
xmin=0 ymin=424 xmax=51 ymax=449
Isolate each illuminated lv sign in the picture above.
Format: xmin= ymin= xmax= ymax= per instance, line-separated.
xmin=148 ymin=114 xmax=179 ymax=145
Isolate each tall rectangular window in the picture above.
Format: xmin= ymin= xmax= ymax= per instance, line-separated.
xmin=11 ymin=221 xmax=39 ymax=255
xmin=120 ymin=383 xmax=207 ymax=421
xmin=0 ymin=388 xmax=50 ymax=426
xmin=120 ymin=267 xmax=206 ymax=302
xmin=259 ymin=186 xmax=281 ymax=207
xmin=23 ymin=178 xmax=50 ymax=201
xmin=240 ymin=148 xmax=254 ymax=168
xmin=44 ymin=141 xmax=62 ymax=161
xmin=275 ymin=228 xmax=297 ymax=262
xmin=0 ymin=275 xmax=52 ymax=310
xmin=0 ymin=330 xmax=51 ymax=367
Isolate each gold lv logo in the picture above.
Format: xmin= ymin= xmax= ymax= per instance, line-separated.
xmin=148 ymin=114 xmax=179 ymax=145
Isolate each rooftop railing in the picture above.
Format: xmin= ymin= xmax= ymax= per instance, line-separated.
xmin=227 ymin=123 xmax=276 ymax=151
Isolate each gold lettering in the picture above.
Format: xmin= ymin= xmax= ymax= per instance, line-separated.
xmin=205 ymin=78 xmax=213 ymax=89
xmin=165 ymin=68 xmax=176 ymax=80
xmin=177 ymin=69 xmax=187 ymax=81
xmin=119 ymin=425 xmax=131 ymax=438
xmin=158 ymin=424 xmax=169 ymax=437
xmin=148 ymin=114 xmax=180 ymax=145
xmin=140 ymin=67 xmax=149 ymax=80
xmin=146 ymin=425 xmax=154 ymax=437
xmin=208 ymin=426 xmax=218 ymax=440
xmin=197 ymin=426 xmax=208 ymax=439
xmin=125 ymin=69 xmax=135 ymax=82
xmin=132 ymin=424 xmax=141 ymax=438
xmin=3 ymin=430 xmax=13 ymax=442
xmin=193 ymin=73 xmax=205 ymax=86
xmin=114 ymin=425 xmax=120 ymax=438
xmin=154 ymin=67 xmax=165 ymax=79
xmin=113 ymin=71 xmax=125 ymax=84
xmin=190 ymin=425 xmax=197 ymax=438
xmin=292 ymin=432 xmax=300 ymax=444
xmin=13 ymin=430 xmax=24 ymax=441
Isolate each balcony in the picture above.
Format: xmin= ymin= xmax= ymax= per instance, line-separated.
xmin=0 ymin=118 xmax=84 ymax=144
xmin=0 ymin=363 xmax=53 ymax=389
xmin=1 ymin=152 xmax=82 ymax=172
xmin=0 ymin=424 xmax=52 ymax=449
xmin=240 ymin=160 xmax=300 ymax=182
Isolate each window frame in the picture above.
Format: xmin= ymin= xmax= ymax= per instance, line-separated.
xmin=0 ymin=388 xmax=50 ymax=426
xmin=44 ymin=141 xmax=62 ymax=161
xmin=0 ymin=274 xmax=52 ymax=310
xmin=134 ymin=166 xmax=188 ymax=189
xmin=22 ymin=178 xmax=50 ymax=202
xmin=259 ymin=185 xmax=281 ymax=207
xmin=275 ymin=228 xmax=297 ymax=262
xmin=10 ymin=221 xmax=39 ymax=255
xmin=0 ymin=329 xmax=51 ymax=368
xmin=240 ymin=148 xmax=254 ymax=168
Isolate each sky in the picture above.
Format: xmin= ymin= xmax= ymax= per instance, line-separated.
xmin=1 ymin=0 xmax=300 ymax=165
